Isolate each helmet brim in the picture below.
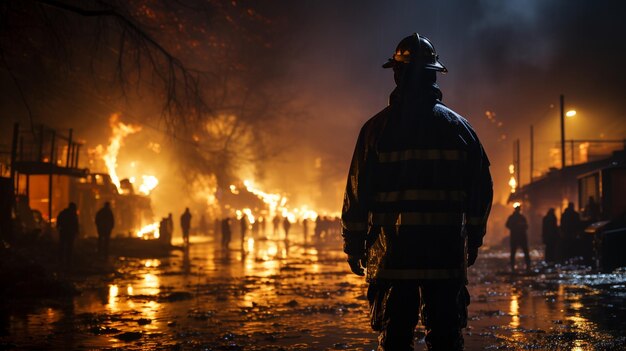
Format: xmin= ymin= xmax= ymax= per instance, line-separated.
xmin=382 ymin=59 xmax=448 ymax=73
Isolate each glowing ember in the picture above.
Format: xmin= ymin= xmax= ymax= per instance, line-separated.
xmin=103 ymin=114 xmax=142 ymax=193
xmin=137 ymin=222 xmax=160 ymax=239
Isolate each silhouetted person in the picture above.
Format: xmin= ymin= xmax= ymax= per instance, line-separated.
xmin=561 ymin=202 xmax=581 ymax=259
xmin=57 ymin=202 xmax=79 ymax=266
xmin=282 ymin=217 xmax=291 ymax=241
xmin=542 ymin=208 xmax=559 ymax=263
xmin=95 ymin=202 xmax=114 ymax=260
xmin=506 ymin=205 xmax=531 ymax=272
xmin=584 ymin=196 xmax=601 ymax=222
xmin=302 ymin=218 xmax=310 ymax=244
xmin=221 ymin=217 xmax=232 ymax=249
xmin=181 ymin=208 xmax=192 ymax=246
xmin=314 ymin=216 xmax=322 ymax=242
xmin=272 ymin=215 xmax=280 ymax=236
xmin=159 ymin=217 xmax=170 ymax=245
xmin=341 ymin=34 xmax=492 ymax=351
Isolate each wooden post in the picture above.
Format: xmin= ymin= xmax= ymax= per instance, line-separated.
xmin=66 ymin=128 xmax=73 ymax=168
xmin=530 ymin=125 xmax=534 ymax=183
xmin=49 ymin=130 xmax=56 ymax=222
xmin=10 ymin=123 xmax=19 ymax=196
xmin=75 ymin=144 xmax=81 ymax=168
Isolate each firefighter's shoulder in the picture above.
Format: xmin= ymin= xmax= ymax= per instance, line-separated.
xmin=358 ymin=106 xmax=392 ymax=138
xmin=433 ymin=103 xmax=479 ymax=139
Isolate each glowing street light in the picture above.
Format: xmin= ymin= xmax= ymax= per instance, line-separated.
xmin=566 ymin=110 xmax=577 ymax=118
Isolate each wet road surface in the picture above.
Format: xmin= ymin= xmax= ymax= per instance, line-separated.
xmin=2 ymin=232 xmax=626 ymax=350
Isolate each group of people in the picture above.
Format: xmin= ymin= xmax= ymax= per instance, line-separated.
xmin=542 ymin=201 xmax=591 ymax=263
xmin=56 ymin=202 xmax=196 ymax=266
xmin=158 ymin=208 xmax=193 ymax=247
xmin=56 ymin=201 xmax=115 ymax=266
xmin=506 ymin=200 xmax=595 ymax=272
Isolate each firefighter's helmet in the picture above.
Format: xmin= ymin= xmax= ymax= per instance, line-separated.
xmin=382 ymin=33 xmax=447 ymax=73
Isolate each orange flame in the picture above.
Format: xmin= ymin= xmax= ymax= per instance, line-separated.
xmin=231 ymin=180 xmax=318 ymax=223
xmin=137 ymin=222 xmax=160 ymax=239
xmin=103 ymin=114 xmax=142 ymax=193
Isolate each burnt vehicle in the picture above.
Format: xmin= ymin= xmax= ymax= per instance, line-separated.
xmin=579 ymin=165 xmax=626 ymax=271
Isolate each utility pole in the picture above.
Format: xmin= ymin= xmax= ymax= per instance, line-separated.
xmin=560 ymin=94 xmax=566 ymax=168
xmin=530 ymin=125 xmax=534 ymax=183
xmin=516 ymin=139 xmax=521 ymax=188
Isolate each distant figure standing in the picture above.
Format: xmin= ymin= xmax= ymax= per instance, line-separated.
xmin=272 ymin=215 xmax=280 ymax=236
xmin=95 ymin=202 xmax=114 ymax=260
xmin=282 ymin=217 xmax=291 ymax=241
xmin=221 ymin=217 xmax=232 ymax=249
xmin=506 ymin=205 xmax=531 ymax=272
xmin=181 ymin=208 xmax=192 ymax=246
xmin=302 ymin=218 xmax=310 ymax=244
xmin=160 ymin=216 xmax=171 ymax=245
xmin=561 ymin=202 xmax=581 ymax=259
xmin=541 ymin=208 xmax=559 ymax=263
xmin=57 ymin=202 xmax=79 ymax=266
xmin=314 ymin=216 xmax=322 ymax=242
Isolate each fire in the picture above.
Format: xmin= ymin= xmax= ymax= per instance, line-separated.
xmin=99 ymin=114 xmax=159 ymax=196
xmin=230 ymin=180 xmax=318 ymax=223
xmin=137 ymin=222 xmax=160 ymax=239
xmin=138 ymin=175 xmax=159 ymax=195
xmin=103 ymin=114 xmax=142 ymax=192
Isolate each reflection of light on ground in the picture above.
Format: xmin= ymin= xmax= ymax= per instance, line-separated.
xmin=127 ymin=284 xmax=133 ymax=296
xmin=509 ymin=292 xmax=520 ymax=329
xmin=144 ymin=259 xmax=161 ymax=268
xmin=267 ymin=243 xmax=278 ymax=257
xmin=247 ymin=238 xmax=255 ymax=253
xmin=108 ymin=284 xmax=119 ymax=311
xmin=139 ymin=273 xmax=160 ymax=295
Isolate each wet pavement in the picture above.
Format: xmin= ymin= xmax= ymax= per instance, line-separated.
xmin=1 ymin=232 xmax=626 ymax=350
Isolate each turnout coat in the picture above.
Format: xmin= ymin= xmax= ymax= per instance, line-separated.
xmin=341 ymin=85 xmax=493 ymax=282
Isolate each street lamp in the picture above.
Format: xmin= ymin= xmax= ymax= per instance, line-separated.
xmin=566 ymin=110 xmax=577 ymax=118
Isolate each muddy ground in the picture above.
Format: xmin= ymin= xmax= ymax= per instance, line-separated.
xmin=1 ymin=230 xmax=626 ymax=351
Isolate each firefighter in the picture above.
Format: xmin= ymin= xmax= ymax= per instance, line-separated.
xmin=506 ymin=205 xmax=531 ymax=272
xmin=341 ymin=33 xmax=492 ymax=351
xmin=95 ymin=202 xmax=115 ymax=260
xmin=57 ymin=202 xmax=79 ymax=267
xmin=180 ymin=208 xmax=192 ymax=246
